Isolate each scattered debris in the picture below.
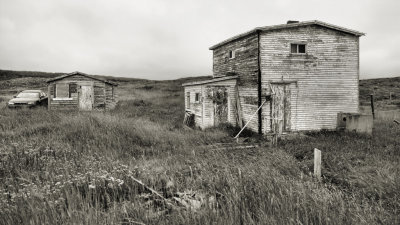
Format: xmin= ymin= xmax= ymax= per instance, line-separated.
xmin=127 ymin=175 xmax=180 ymax=210
xmin=183 ymin=110 xmax=195 ymax=128
xmin=172 ymin=190 xmax=217 ymax=211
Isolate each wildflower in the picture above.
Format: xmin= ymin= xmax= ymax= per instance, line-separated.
xmin=117 ymin=179 xmax=124 ymax=186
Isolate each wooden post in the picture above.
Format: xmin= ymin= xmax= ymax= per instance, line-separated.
xmin=314 ymin=148 xmax=321 ymax=180
xmin=370 ymin=94 xmax=375 ymax=119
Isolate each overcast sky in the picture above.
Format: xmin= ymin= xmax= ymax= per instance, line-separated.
xmin=0 ymin=0 xmax=399 ymax=80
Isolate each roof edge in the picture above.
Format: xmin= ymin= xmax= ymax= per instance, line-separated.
xmin=209 ymin=20 xmax=365 ymax=50
xmin=46 ymin=71 xmax=118 ymax=86
xmin=182 ymin=76 xmax=238 ymax=87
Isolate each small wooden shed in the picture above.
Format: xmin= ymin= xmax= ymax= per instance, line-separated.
xmin=46 ymin=71 xmax=118 ymax=110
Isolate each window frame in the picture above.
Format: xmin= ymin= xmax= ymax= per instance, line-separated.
xmin=194 ymin=92 xmax=200 ymax=103
xmin=229 ymin=50 xmax=236 ymax=59
xmin=54 ymin=83 xmax=73 ymax=100
xmin=290 ymin=43 xmax=307 ymax=54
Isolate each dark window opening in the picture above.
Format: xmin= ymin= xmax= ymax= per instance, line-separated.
xmin=69 ymin=83 xmax=77 ymax=98
xmin=290 ymin=43 xmax=306 ymax=54
xmin=229 ymin=50 xmax=235 ymax=59
xmin=195 ymin=93 xmax=200 ymax=102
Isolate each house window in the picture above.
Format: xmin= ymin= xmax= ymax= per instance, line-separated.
xmin=69 ymin=83 xmax=77 ymax=97
xmin=290 ymin=43 xmax=306 ymax=54
xmin=195 ymin=93 xmax=200 ymax=103
xmin=54 ymin=83 xmax=75 ymax=100
xmin=56 ymin=83 xmax=69 ymax=98
xmin=229 ymin=50 xmax=235 ymax=59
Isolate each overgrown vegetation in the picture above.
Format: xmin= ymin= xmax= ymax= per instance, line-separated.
xmin=0 ymin=72 xmax=399 ymax=224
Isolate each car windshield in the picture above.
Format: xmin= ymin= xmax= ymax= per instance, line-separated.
xmin=16 ymin=92 xmax=39 ymax=98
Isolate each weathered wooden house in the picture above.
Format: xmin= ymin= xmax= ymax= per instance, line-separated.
xmin=46 ymin=71 xmax=118 ymax=110
xmin=182 ymin=20 xmax=364 ymax=135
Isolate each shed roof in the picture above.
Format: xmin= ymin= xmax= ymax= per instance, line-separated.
xmin=46 ymin=71 xmax=118 ymax=86
xmin=182 ymin=76 xmax=238 ymax=87
xmin=209 ymin=20 xmax=365 ymax=50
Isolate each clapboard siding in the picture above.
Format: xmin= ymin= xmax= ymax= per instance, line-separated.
xmin=260 ymin=25 xmax=359 ymax=132
xmin=187 ymin=22 xmax=362 ymax=134
xmin=212 ymin=34 xmax=260 ymax=133
xmin=184 ymin=79 xmax=237 ymax=129
xmin=48 ymin=73 xmax=117 ymax=111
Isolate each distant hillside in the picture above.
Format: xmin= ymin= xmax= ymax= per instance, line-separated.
xmin=359 ymin=76 xmax=400 ymax=109
xmin=0 ymin=70 xmax=64 ymax=81
xmin=1 ymin=69 xmax=397 ymax=109
xmin=0 ymin=69 xmax=211 ymax=84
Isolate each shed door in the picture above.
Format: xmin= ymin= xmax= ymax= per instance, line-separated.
xmin=79 ymin=85 xmax=93 ymax=110
xmin=271 ymin=84 xmax=291 ymax=134
xmin=213 ymin=87 xmax=228 ymax=126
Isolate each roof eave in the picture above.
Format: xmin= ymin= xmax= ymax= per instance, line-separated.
xmin=182 ymin=75 xmax=238 ymax=87
xmin=209 ymin=20 xmax=365 ymax=50
xmin=46 ymin=71 xmax=118 ymax=86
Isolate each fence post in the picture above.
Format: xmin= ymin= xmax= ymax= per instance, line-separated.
xmin=314 ymin=148 xmax=321 ymax=180
xmin=370 ymin=94 xmax=375 ymax=119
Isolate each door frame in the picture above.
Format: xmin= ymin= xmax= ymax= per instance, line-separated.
xmin=78 ymin=82 xmax=94 ymax=110
xmin=270 ymin=83 xmax=291 ymax=134
xmin=212 ymin=86 xmax=229 ymax=126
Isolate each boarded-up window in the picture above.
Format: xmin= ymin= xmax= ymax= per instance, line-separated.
xmin=69 ymin=83 xmax=77 ymax=97
xmin=56 ymin=83 xmax=69 ymax=98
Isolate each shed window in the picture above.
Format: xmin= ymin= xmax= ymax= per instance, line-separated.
xmin=290 ymin=44 xmax=306 ymax=54
xmin=56 ymin=83 xmax=69 ymax=98
xmin=195 ymin=93 xmax=200 ymax=103
xmin=69 ymin=83 xmax=77 ymax=97
xmin=229 ymin=50 xmax=235 ymax=59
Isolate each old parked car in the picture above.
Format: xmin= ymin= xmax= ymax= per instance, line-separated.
xmin=7 ymin=90 xmax=48 ymax=108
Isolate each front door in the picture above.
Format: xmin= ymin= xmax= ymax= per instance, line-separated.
xmin=79 ymin=85 xmax=93 ymax=110
xmin=271 ymin=84 xmax=291 ymax=134
xmin=213 ymin=87 xmax=228 ymax=126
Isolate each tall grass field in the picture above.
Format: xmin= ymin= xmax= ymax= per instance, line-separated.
xmin=0 ymin=72 xmax=399 ymax=224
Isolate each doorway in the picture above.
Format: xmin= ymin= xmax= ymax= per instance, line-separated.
xmin=79 ymin=85 xmax=93 ymax=110
xmin=213 ymin=86 xmax=228 ymax=126
xmin=271 ymin=84 xmax=291 ymax=134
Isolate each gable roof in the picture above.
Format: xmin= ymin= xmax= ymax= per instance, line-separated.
xmin=209 ymin=20 xmax=365 ymax=50
xmin=182 ymin=75 xmax=238 ymax=87
xmin=46 ymin=71 xmax=118 ymax=86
